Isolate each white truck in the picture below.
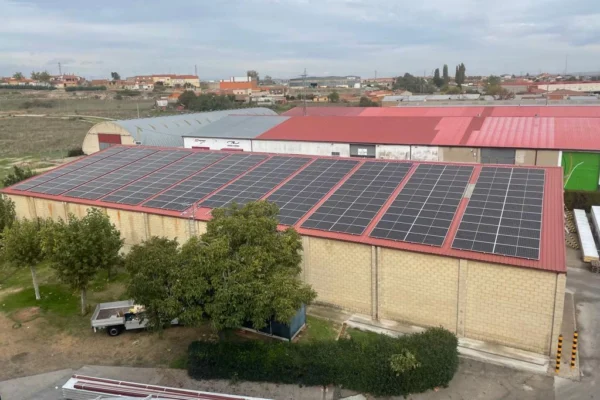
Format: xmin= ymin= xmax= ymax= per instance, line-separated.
xmin=91 ymin=299 xmax=177 ymax=336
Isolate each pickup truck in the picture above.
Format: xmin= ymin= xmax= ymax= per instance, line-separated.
xmin=90 ymin=300 xmax=177 ymax=336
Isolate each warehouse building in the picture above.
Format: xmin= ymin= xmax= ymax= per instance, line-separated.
xmin=288 ymin=75 xmax=361 ymax=88
xmin=82 ymin=108 xmax=277 ymax=154
xmin=181 ymin=105 xmax=600 ymax=191
xmin=3 ymin=146 xmax=565 ymax=357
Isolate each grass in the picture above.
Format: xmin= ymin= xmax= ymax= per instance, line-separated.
xmin=1 ymin=284 xmax=79 ymax=316
xmin=169 ymin=354 xmax=189 ymax=369
xmin=300 ymin=316 xmax=340 ymax=342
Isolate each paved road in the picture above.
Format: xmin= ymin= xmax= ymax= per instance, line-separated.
xmin=555 ymin=267 xmax=600 ymax=400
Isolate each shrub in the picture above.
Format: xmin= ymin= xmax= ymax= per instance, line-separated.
xmin=115 ymin=94 xmax=123 ymax=100
xmin=564 ymin=190 xmax=600 ymax=211
xmin=65 ymin=86 xmax=106 ymax=92
xmin=19 ymin=99 xmax=54 ymax=109
xmin=188 ymin=327 xmax=458 ymax=397
xmin=117 ymin=89 xmax=141 ymax=97
xmin=2 ymin=165 xmax=36 ymax=187
xmin=67 ymin=147 xmax=85 ymax=157
xmin=0 ymin=85 xmax=55 ymax=91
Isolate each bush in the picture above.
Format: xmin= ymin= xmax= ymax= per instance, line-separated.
xmin=2 ymin=165 xmax=36 ymax=187
xmin=117 ymin=89 xmax=141 ymax=97
xmin=115 ymin=94 xmax=123 ymax=100
xmin=188 ymin=327 xmax=458 ymax=396
xmin=564 ymin=190 xmax=600 ymax=211
xmin=67 ymin=147 xmax=85 ymax=157
xmin=65 ymin=86 xmax=107 ymax=92
xmin=19 ymin=99 xmax=54 ymax=109
xmin=0 ymin=85 xmax=55 ymax=91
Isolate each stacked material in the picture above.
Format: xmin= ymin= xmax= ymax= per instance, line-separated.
xmin=574 ymin=209 xmax=599 ymax=262
xmin=62 ymin=375 xmax=271 ymax=400
xmin=565 ymin=210 xmax=580 ymax=249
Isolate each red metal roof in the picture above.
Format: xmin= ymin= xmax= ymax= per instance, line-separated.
xmin=282 ymin=107 xmax=366 ymax=116
xmin=255 ymin=112 xmax=600 ymax=151
xmin=358 ymin=106 xmax=600 ymax=118
xmin=2 ymin=146 xmax=565 ymax=273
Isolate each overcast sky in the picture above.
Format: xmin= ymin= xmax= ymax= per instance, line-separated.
xmin=2 ymin=0 xmax=599 ymax=80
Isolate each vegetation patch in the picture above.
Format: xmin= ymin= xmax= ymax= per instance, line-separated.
xmin=564 ymin=190 xmax=600 ymax=211
xmin=1 ymin=283 xmax=78 ymax=316
xmin=188 ymin=327 xmax=459 ymax=397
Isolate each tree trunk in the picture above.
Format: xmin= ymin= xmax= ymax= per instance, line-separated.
xmin=30 ymin=266 xmax=41 ymax=300
xmin=80 ymin=287 xmax=87 ymax=316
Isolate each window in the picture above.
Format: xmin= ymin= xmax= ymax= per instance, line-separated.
xmin=331 ymin=152 xmax=340 ymax=156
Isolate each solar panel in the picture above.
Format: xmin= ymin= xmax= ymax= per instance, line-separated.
xmin=265 ymin=159 xmax=359 ymax=226
xmin=301 ymin=161 xmax=412 ymax=235
xmin=370 ymin=164 xmax=473 ymax=246
xmin=199 ymin=156 xmax=312 ymax=209
xmin=27 ymin=148 xmax=157 ymax=195
xmin=63 ymin=150 xmax=188 ymax=200
xmin=452 ymin=167 xmax=545 ymax=259
xmin=11 ymin=146 xmax=128 ymax=191
xmin=143 ymin=153 xmax=268 ymax=211
xmin=101 ymin=152 xmax=227 ymax=205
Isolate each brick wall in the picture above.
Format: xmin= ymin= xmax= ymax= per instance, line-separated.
xmin=378 ymin=248 xmax=459 ymax=331
xmin=303 ymin=237 xmax=372 ymax=314
xmin=6 ymin=195 xmax=565 ymax=355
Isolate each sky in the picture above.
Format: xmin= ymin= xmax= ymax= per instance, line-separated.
xmin=1 ymin=0 xmax=600 ymax=80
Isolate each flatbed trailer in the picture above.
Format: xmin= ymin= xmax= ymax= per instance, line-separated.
xmin=91 ymin=300 xmax=152 ymax=336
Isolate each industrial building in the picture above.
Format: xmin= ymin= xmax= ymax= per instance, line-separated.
xmin=2 ymin=145 xmax=565 ymax=357
xmin=288 ymin=76 xmax=361 ymax=88
xmin=180 ymin=106 xmax=600 ymax=191
xmin=82 ymin=108 xmax=277 ymax=154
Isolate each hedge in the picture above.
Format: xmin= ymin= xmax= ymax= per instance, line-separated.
xmin=188 ymin=327 xmax=458 ymax=397
xmin=0 ymin=84 xmax=55 ymax=90
xmin=65 ymin=86 xmax=106 ymax=92
xmin=564 ymin=190 xmax=600 ymax=212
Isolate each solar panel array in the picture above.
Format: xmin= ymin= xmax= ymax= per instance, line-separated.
xmin=142 ymin=153 xmax=267 ymax=211
xmin=452 ymin=167 xmax=544 ymax=259
xmin=63 ymin=150 xmax=188 ymax=200
xmin=27 ymin=148 xmax=157 ymax=195
xmin=101 ymin=152 xmax=226 ymax=205
xmin=301 ymin=162 xmax=412 ymax=235
xmin=12 ymin=146 xmax=128 ymax=191
xmin=370 ymin=164 xmax=473 ymax=246
xmin=266 ymin=159 xmax=359 ymax=226
xmin=199 ymin=156 xmax=312 ymax=209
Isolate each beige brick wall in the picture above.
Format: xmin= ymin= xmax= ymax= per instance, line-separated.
xmin=464 ymin=261 xmax=559 ymax=353
xmin=550 ymin=273 xmax=566 ymax=357
xmin=536 ymin=150 xmax=560 ymax=167
xmin=378 ymin=248 xmax=459 ymax=331
xmin=303 ymin=237 xmax=372 ymax=314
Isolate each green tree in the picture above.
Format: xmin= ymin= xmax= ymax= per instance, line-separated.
xmin=2 ymin=165 xmax=36 ymax=187
xmin=455 ymin=63 xmax=466 ymax=87
xmin=441 ymin=85 xmax=462 ymax=95
xmin=443 ymin=64 xmax=449 ymax=84
xmin=3 ymin=219 xmax=46 ymax=300
xmin=247 ymin=70 xmax=259 ymax=83
xmin=262 ymin=75 xmax=274 ymax=85
xmin=393 ymin=73 xmax=435 ymax=93
xmin=0 ymin=195 xmax=16 ymax=235
xmin=125 ymin=237 xmax=192 ymax=331
xmin=169 ymin=201 xmax=315 ymax=333
xmin=111 ymin=72 xmax=121 ymax=81
xmin=433 ymin=68 xmax=444 ymax=87
xmin=178 ymin=90 xmax=197 ymax=108
xmin=359 ymin=96 xmax=378 ymax=107
xmin=328 ymin=91 xmax=340 ymax=103
xmin=12 ymin=72 xmax=24 ymax=80
xmin=31 ymin=71 xmax=40 ymax=80
xmin=42 ymin=209 xmax=123 ymax=315
xmin=483 ymin=75 xmax=514 ymax=99
xmin=38 ymin=71 xmax=51 ymax=82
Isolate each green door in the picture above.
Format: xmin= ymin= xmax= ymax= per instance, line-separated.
xmin=562 ymin=152 xmax=600 ymax=191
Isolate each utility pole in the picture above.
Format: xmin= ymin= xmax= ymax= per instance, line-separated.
xmin=194 ymin=64 xmax=198 ymax=77
xmin=301 ymin=68 xmax=307 ymax=116
xmin=375 ymin=70 xmax=377 ymax=80
xmin=565 ymin=55 xmax=568 ymax=76
xmin=58 ymin=62 xmax=62 ymax=75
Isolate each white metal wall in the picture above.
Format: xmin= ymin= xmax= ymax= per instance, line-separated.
xmin=183 ymin=137 xmax=253 ymax=151
xmin=376 ymin=145 xmax=411 ymax=160
xmin=252 ymin=140 xmax=350 ymax=157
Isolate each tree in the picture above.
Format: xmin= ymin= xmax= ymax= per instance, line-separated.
xmin=393 ymin=73 xmax=435 ymax=93
xmin=262 ymin=75 xmax=274 ymax=85
xmin=178 ymin=90 xmax=197 ymax=108
xmin=359 ymin=96 xmax=379 ymax=107
xmin=443 ymin=64 xmax=449 ymax=84
xmin=441 ymin=85 xmax=462 ymax=95
xmin=433 ymin=68 xmax=444 ymax=87
xmin=12 ymin=72 xmax=24 ymax=80
xmin=184 ymin=201 xmax=316 ymax=331
xmin=111 ymin=72 xmax=121 ymax=81
xmin=483 ymin=75 xmax=514 ymax=99
xmin=455 ymin=63 xmax=466 ymax=87
xmin=42 ymin=208 xmax=123 ymax=315
xmin=3 ymin=219 xmax=46 ymax=300
xmin=2 ymin=165 xmax=36 ymax=187
xmin=328 ymin=91 xmax=340 ymax=103
xmin=0 ymin=195 xmax=16 ymax=235
xmin=247 ymin=70 xmax=259 ymax=83
xmin=125 ymin=237 xmax=192 ymax=331
xmin=38 ymin=71 xmax=51 ymax=82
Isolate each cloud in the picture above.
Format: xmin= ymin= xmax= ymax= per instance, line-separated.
xmin=0 ymin=0 xmax=599 ymax=78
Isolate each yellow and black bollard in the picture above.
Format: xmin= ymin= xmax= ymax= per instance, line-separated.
xmin=556 ymin=334 xmax=563 ymax=373
xmin=571 ymin=331 xmax=578 ymax=369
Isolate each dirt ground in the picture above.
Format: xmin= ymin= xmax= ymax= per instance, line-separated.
xmin=0 ymin=311 xmax=211 ymax=381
